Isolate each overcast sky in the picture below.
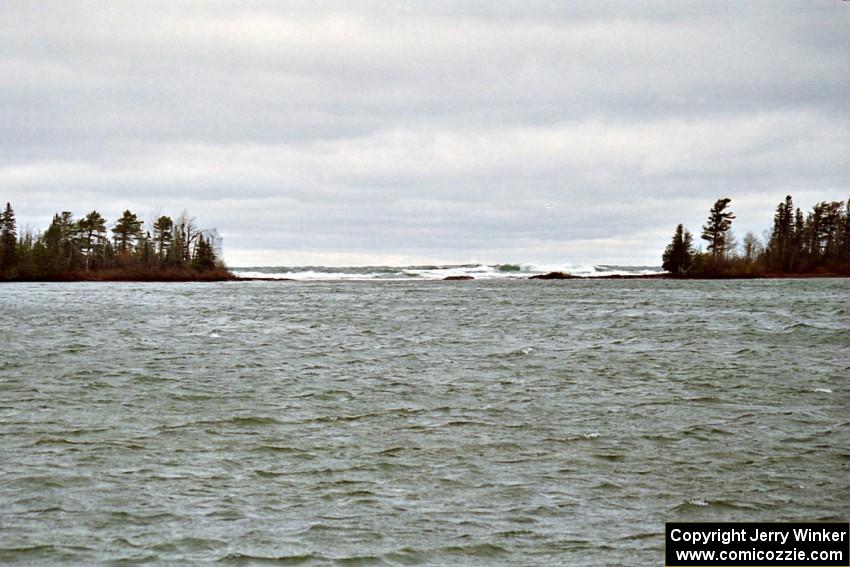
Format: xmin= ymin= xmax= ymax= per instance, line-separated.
xmin=1 ymin=1 xmax=848 ymax=266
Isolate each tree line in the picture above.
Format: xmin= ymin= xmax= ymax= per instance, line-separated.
xmin=0 ymin=203 xmax=232 ymax=281
xmin=663 ymin=196 xmax=850 ymax=276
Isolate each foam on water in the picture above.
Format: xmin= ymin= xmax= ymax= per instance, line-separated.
xmin=233 ymin=263 xmax=664 ymax=280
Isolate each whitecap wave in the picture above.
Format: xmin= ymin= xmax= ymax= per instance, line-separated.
xmin=232 ymin=263 xmax=664 ymax=281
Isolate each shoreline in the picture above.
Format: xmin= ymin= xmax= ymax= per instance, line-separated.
xmin=231 ymin=272 xmax=849 ymax=282
xmin=2 ymin=272 xmax=847 ymax=283
xmin=0 ymin=269 xmax=238 ymax=283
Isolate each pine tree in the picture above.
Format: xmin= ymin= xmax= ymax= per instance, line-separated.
xmin=807 ymin=203 xmax=824 ymax=260
xmin=0 ymin=202 xmax=18 ymax=278
xmin=139 ymin=231 xmax=154 ymax=266
xmin=52 ymin=211 xmax=83 ymax=270
xmin=76 ymin=210 xmax=106 ymax=270
xmin=152 ymin=215 xmax=173 ymax=261
xmin=701 ymin=198 xmax=735 ymax=260
xmin=662 ymin=224 xmax=694 ymax=275
xmin=112 ymin=210 xmax=142 ymax=255
xmin=15 ymin=231 xmax=36 ymax=280
xmin=192 ymin=234 xmax=217 ymax=271
xmin=37 ymin=216 xmax=69 ymax=278
xmin=822 ymin=201 xmax=843 ymax=258
xmin=769 ymin=195 xmax=794 ymax=271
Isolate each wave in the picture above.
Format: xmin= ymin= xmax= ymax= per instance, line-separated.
xmin=231 ymin=263 xmax=663 ymax=281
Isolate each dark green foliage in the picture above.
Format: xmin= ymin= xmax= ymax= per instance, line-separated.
xmin=15 ymin=233 xmax=36 ymax=279
xmin=701 ymin=198 xmax=735 ymax=259
xmin=767 ymin=195 xmax=795 ymax=271
xmin=152 ymin=215 xmax=173 ymax=260
xmin=0 ymin=202 xmax=18 ymax=278
xmin=668 ymin=195 xmax=850 ymax=276
xmin=662 ymin=224 xmax=694 ymax=275
xmin=192 ymin=235 xmax=216 ymax=271
xmin=37 ymin=216 xmax=69 ymax=278
xmin=0 ymin=203 xmax=228 ymax=281
xmin=112 ymin=210 xmax=142 ymax=255
xmin=139 ymin=231 xmax=154 ymax=266
xmin=77 ymin=210 xmax=107 ymax=270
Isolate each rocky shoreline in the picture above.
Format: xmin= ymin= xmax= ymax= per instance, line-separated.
xmin=232 ymin=270 xmax=848 ymax=282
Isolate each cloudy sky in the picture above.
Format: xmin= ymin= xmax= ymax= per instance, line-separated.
xmin=1 ymin=1 xmax=848 ymax=266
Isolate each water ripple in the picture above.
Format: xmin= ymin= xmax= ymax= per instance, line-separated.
xmin=0 ymin=279 xmax=848 ymax=565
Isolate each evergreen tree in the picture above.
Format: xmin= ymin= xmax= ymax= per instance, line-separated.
xmin=0 ymin=204 xmax=229 ymax=280
xmin=768 ymin=195 xmax=794 ymax=271
xmin=53 ymin=211 xmax=83 ymax=270
xmin=701 ymin=198 xmax=735 ymax=260
xmin=37 ymin=216 xmax=69 ymax=278
xmin=15 ymin=231 xmax=36 ymax=280
xmin=112 ymin=210 xmax=142 ymax=255
xmin=662 ymin=224 xmax=694 ymax=275
xmin=0 ymin=202 xmax=18 ymax=278
xmin=152 ymin=215 xmax=173 ymax=260
xmin=192 ymin=234 xmax=217 ymax=271
xmin=139 ymin=231 xmax=154 ymax=266
xmin=822 ymin=201 xmax=843 ymax=259
xmin=77 ymin=210 xmax=106 ymax=270
xmin=806 ymin=203 xmax=825 ymax=260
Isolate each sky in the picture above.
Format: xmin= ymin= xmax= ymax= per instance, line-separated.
xmin=1 ymin=1 xmax=848 ymax=267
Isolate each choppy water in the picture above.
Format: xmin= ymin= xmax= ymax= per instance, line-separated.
xmin=1 ymin=279 xmax=848 ymax=566
xmin=231 ymin=263 xmax=662 ymax=280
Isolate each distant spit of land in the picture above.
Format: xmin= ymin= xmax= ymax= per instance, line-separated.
xmin=0 ymin=204 xmax=232 ymax=282
xmin=234 ymin=270 xmax=848 ymax=282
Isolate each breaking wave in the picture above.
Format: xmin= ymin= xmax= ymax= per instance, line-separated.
xmin=232 ymin=263 xmax=663 ymax=281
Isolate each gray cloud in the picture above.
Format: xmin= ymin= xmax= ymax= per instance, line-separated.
xmin=1 ymin=1 xmax=848 ymax=265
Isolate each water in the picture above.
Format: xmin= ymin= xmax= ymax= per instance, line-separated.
xmin=230 ymin=263 xmax=663 ymax=280
xmin=1 ymin=279 xmax=847 ymax=565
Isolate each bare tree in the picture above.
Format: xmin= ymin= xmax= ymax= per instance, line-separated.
xmin=173 ymin=210 xmax=199 ymax=265
xmin=742 ymin=231 xmax=762 ymax=264
xmin=724 ymin=229 xmax=739 ymax=260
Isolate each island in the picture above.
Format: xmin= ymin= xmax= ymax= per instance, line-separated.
xmin=658 ymin=195 xmax=850 ymax=278
xmin=0 ymin=204 xmax=234 ymax=281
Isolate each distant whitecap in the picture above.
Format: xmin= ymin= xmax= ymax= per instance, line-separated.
xmin=230 ymin=263 xmax=664 ymax=281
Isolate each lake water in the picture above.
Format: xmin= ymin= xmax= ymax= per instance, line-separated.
xmin=229 ymin=263 xmax=662 ymax=280
xmin=1 ymin=279 xmax=847 ymax=565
